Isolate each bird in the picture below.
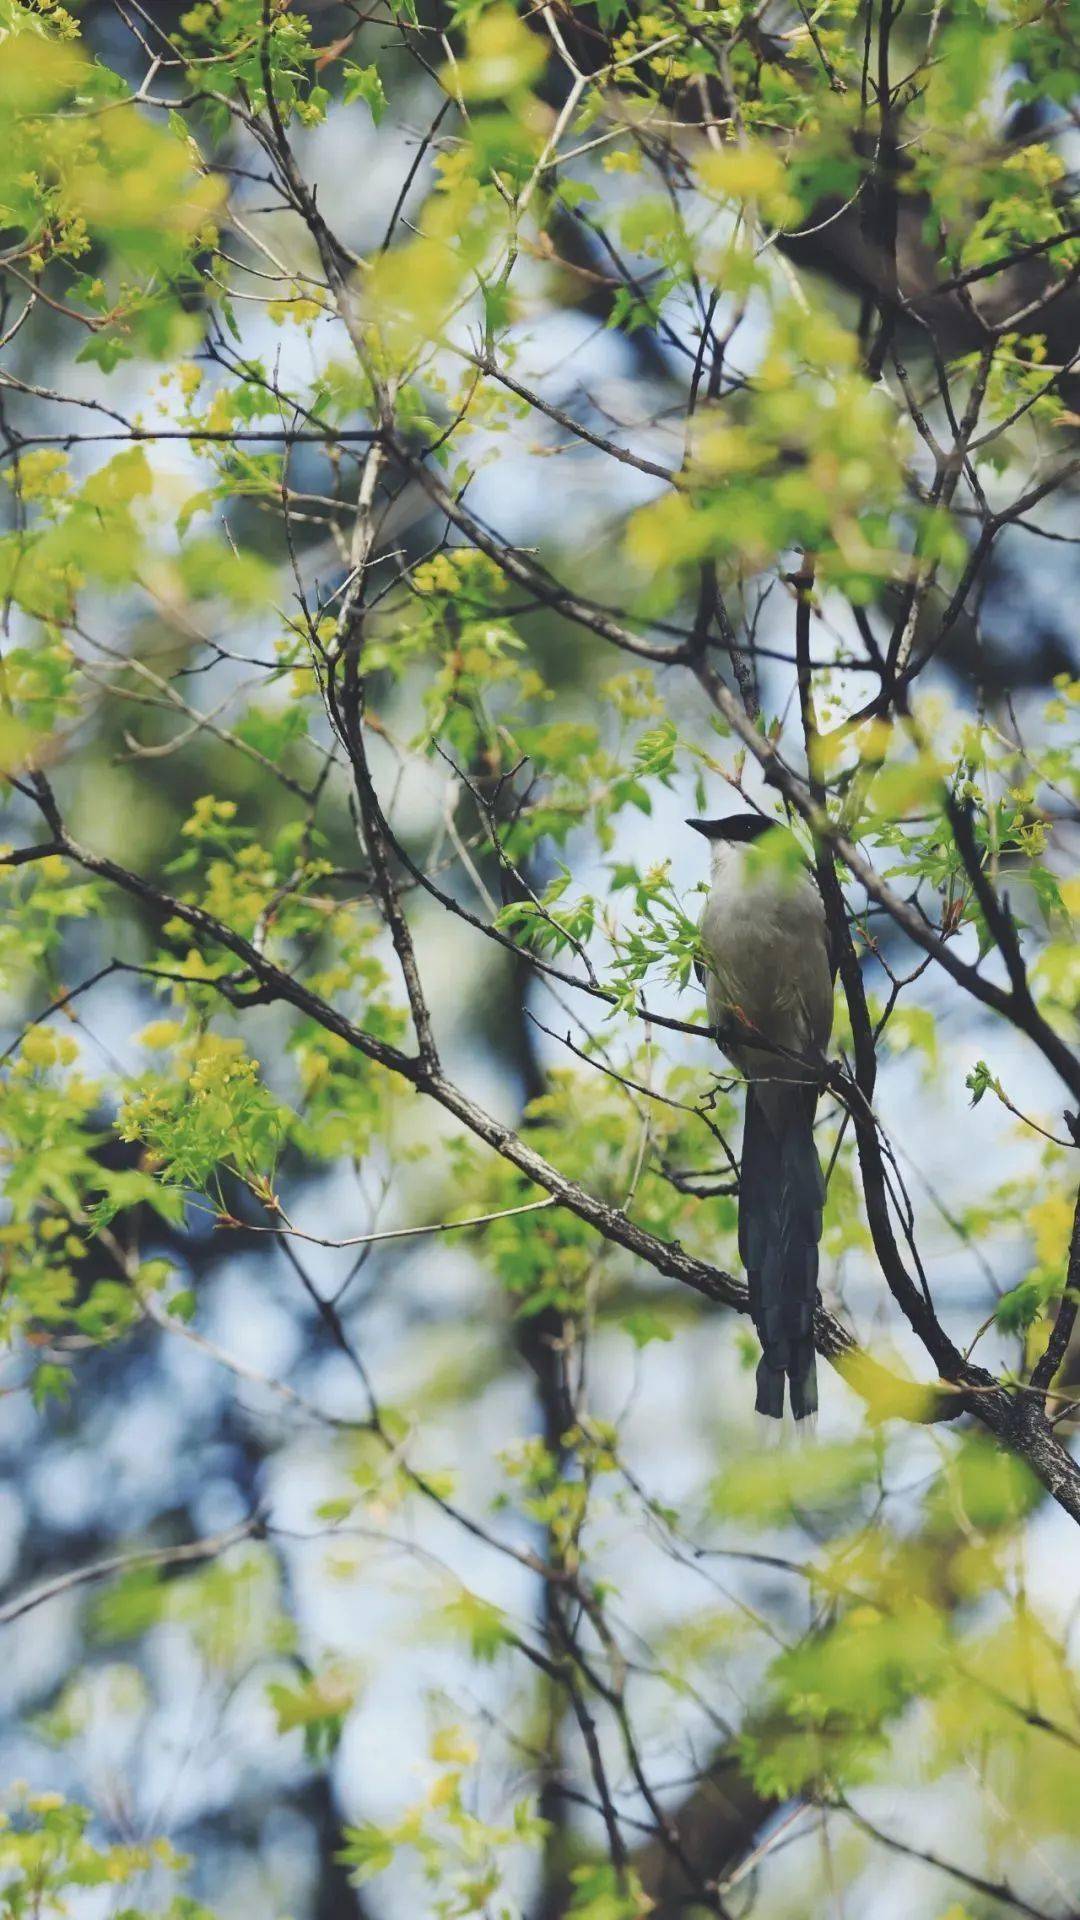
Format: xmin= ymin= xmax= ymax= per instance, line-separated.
xmin=690 ymin=812 xmax=834 ymax=1421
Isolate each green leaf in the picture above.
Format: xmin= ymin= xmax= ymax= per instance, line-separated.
xmin=441 ymin=1590 xmax=513 ymax=1663
xmin=567 ymin=1862 xmax=651 ymax=1918
xmin=336 ymin=1823 xmax=396 ymax=1882
xmin=622 ymin=1309 xmax=673 ymax=1349
xmin=31 ymin=1361 xmax=73 ymax=1412
xmin=75 ymin=333 xmax=134 ymax=373
xmin=342 ymin=62 xmax=386 ymax=124
xmin=267 ymin=1665 xmax=356 ymax=1760
xmin=965 ymin=1059 xmax=994 ymax=1106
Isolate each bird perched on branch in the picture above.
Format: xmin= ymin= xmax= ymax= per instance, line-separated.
xmin=691 ymin=813 xmax=834 ymax=1421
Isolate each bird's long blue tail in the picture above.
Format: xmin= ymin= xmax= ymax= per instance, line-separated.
xmin=739 ymin=1085 xmax=823 ymax=1420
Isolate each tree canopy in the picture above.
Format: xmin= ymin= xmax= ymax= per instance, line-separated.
xmin=1 ymin=0 xmax=1079 ymax=1914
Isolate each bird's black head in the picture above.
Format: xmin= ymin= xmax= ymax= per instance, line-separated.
xmin=686 ymin=812 xmax=780 ymax=843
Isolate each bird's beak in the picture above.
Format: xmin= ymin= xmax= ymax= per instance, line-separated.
xmin=686 ymin=817 xmax=721 ymax=838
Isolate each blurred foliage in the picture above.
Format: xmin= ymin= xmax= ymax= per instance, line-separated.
xmin=0 ymin=0 xmax=1078 ymax=1912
